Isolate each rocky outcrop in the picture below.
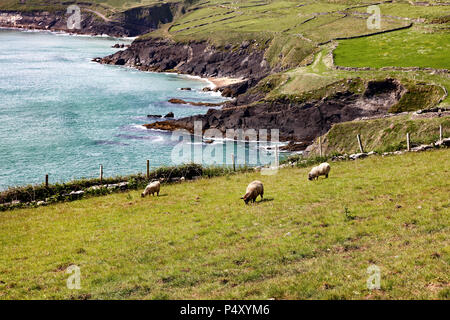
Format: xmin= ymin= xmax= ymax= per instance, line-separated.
xmin=168 ymin=98 xmax=223 ymax=107
xmin=0 ymin=3 xmax=178 ymax=37
xmin=0 ymin=10 xmax=127 ymax=36
xmin=99 ymin=37 xmax=271 ymax=97
xmin=144 ymin=79 xmax=405 ymax=143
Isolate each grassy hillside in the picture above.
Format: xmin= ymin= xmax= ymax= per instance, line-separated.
xmin=307 ymin=115 xmax=450 ymax=155
xmin=1 ymin=150 xmax=449 ymax=299
xmin=334 ymin=26 xmax=450 ymax=69
xmin=3 ymin=1 xmax=449 ymax=106
xmin=151 ymin=1 xmax=449 ymax=108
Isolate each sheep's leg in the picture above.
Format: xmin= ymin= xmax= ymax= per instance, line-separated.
xmin=157 ymin=191 xmax=159 ymax=196
xmin=325 ymin=174 xmax=329 ymax=178
xmin=260 ymin=192 xmax=264 ymax=201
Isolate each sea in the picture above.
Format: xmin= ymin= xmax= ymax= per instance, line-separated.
xmin=0 ymin=29 xmax=281 ymax=190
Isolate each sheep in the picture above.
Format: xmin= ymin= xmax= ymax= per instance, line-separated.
xmin=308 ymin=162 xmax=331 ymax=181
xmin=241 ymin=180 xmax=264 ymax=204
xmin=141 ymin=180 xmax=161 ymax=197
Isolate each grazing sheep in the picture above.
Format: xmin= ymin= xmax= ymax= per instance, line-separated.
xmin=141 ymin=180 xmax=161 ymax=197
xmin=308 ymin=162 xmax=331 ymax=181
xmin=241 ymin=180 xmax=264 ymax=204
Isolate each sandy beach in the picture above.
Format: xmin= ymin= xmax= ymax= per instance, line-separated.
xmin=207 ymin=76 xmax=245 ymax=88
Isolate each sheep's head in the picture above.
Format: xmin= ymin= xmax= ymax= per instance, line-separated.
xmin=141 ymin=192 xmax=145 ymax=198
xmin=241 ymin=194 xmax=250 ymax=204
xmin=308 ymin=173 xmax=314 ymax=181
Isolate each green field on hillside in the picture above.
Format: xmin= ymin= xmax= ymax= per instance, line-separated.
xmin=334 ymin=27 xmax=450 ymax=69
xmin=1 ymin=150 xmax=449 ymax=299
xmin=164 ymin=0 xmax=409 ymax=46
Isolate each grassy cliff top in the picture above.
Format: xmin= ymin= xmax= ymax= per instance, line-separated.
xmin=144 ymin=0 xmax=450 ymax=107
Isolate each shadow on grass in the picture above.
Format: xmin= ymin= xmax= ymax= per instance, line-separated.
xmin=142 ymin=193 xmax=169 ymax=198
xmin=256 ymin=197 xmax=274 ymax=204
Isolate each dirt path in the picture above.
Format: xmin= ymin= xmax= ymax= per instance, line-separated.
xmin=84 ymin=9 xmax=112 ymax=22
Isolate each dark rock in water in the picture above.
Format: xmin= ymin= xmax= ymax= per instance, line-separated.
xmin=169 ymin=98 xmax=187 ymax=104
xmin=143 ymin=121 xmax=181 ymax=131
xmin=202 ymin=87 xmax=212 ymax=92
xmin=204 ymin=139 xmax=214 ymax=144
xmin=115 ymin=58 xmax=126 ymax=66
xmin=168 ymin=98 xmax=223 ymax=107
xmin=180 ymin=87 xmax=192 ymax=91
xmin=147 ymin=114 xmax=162 ymax=118
xmin=91 ymin=57 xmax=102 ymax=62
xmin=165 ymin=112 xmax=174 ymax=118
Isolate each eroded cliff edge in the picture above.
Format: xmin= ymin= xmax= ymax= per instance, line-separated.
xmin=100 ymin=38 xmax=410 ymax=145
xmin=0 ymin=3 xmax=178 ymax=37
xmin=100 ymin=37 xmax=271 ymax=98
xmin=145 ymin=79 xmax=407 ymax=143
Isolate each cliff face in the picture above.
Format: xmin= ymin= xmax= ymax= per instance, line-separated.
xmin=144 ymin=79 xmax=406 ymax=143
xmin=0 ymin=3 xmax=177 ymax=37
xmin=100 ymin=37 xmax=271 ymax=97
xmin=101 ymin=37 xmax=407 ymax=143
xmin=121 ymin=4 xmax=176 ymax=36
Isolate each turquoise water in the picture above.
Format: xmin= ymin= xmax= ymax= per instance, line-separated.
xmin=0 ymin=29 xmax=236 ymax=190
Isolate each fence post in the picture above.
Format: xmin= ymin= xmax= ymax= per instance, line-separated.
xmin=100 ymin=164 xmax=103 ymax=184
xmin=45 ymin=174 xmax=48 ymax=188
xmin=146 ymin=160 xmax=150 ymax=179
xmin=275 ymin=145 xmax=279 ymax=168
xmin=440 ymin=124 xmax=443 ymax=142
xmin=231 ymin=153 xmax=235 ymax=171
xmin=319 ymin=136 xmax=322 ymax=157
xmin=406 ymin=132 xmax=410 ymax=151
xmin=357 ymin=134 xmax=364 ymax=153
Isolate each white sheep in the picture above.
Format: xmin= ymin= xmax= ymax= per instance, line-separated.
xmin=308 ymin=162 xmax=331 ymax=181
xmin=141 ymin=180 xmax=161 ymax=197
xmin=241 ymin=180 xmax=264 ymax=204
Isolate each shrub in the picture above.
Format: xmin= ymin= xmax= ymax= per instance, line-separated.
xmin=0 ymin=163 xmax=254 ymax=210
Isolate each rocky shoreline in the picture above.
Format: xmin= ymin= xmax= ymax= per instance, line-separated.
xmin=98 ymin=36 xmax=414 ymax=146
xmin=2 ymin=8 xmax=422 ymax=148
xmin=143 ymin=78 xmax=407 ymax=145
xmin=98 ymin=37 xmax=271 ymax=98
xmin=0 ymin=3 xmax=178 ymax=37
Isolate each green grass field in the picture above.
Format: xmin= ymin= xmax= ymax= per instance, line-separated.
xmin=1 ymin=150 xmax=449 ymax=299
xmin=163 ymin=0 xmax=410 ymax=46
xmin=334 ymin=27 xmax=450 ymax=69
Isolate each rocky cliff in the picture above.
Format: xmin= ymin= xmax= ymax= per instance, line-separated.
xmin=100 ymin=37 xmax=271 ymax=97
xmin=0 ymin=3 xmax=178 ymax=37
xmin=144 ymin=79 xmax=406 ymax=144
